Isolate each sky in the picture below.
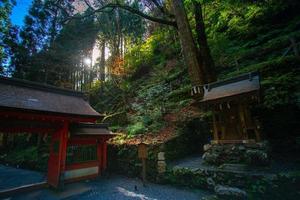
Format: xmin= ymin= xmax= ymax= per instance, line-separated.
xmin=9 ymin=0 xmax=105 ymax=66
xmin=11 ymin=0 xmax=32 ymax=27
xmin=10 ymin=0 xmax=86 ymax=27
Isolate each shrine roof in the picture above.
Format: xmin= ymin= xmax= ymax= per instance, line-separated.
xmin=199 ymin=72 xmax=260 ymax=103
xmin=71 ymin=123 xmax=116 ymax=136
xmin=0 ymin=76 xmax=101 ymax=118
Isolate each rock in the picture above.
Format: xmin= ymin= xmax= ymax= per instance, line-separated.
xmin=214 ymin=185 xmax=247 ymax=199
xmin=206 ymin=177 xmax=215 ymax=187
xmin=157 ymin=160 xmax=166 ymax=173
xmin=202 ymin=141 xmax=270 ymax=166
xmin=238 ymin=145 xmax=246 ymax=151
xmin=202 ymin=152 xmax=219 ymax=164
xmin=203 ymin=144 xmax=212 ymax=151
xmin=220 ymin=164 xmax=248 ymax=172
xmin=245 ymin=149 xmax=269 ymax=166
xmin=157 ymin=152 xmax=165 ymax=160
xmin=201 ymin=195 xmax=218 ymax=200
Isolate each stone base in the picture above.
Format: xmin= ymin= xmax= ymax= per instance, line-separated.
xmin=214 ymin=185 xmax=247 ymax=200
xmin=202 ymin=141 xmax=270 ymax=166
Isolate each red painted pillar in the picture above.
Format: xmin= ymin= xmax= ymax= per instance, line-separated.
xmin=47 ymin=121 xmax=69 ymax=188
xmin=102 ymin=141 xmax=107 ymax=171
xmin=59 ymin=122 xmax=69 ymax=182
xmin=97 ymin=141 xmax=103 ymax=175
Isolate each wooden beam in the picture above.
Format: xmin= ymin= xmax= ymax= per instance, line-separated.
xmin=65 ymin=161 xmax=99 ymax=171
xmin=0 ymin=110 xmax=97 ymax=123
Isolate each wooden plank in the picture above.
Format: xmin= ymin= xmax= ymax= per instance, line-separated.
xmin=65 ymin=161 xmax=99 ymax=171
xmin=64 ymin=166 xmax=99 ymax=180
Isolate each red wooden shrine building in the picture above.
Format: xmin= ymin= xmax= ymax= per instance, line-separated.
xmin=0 ymin=76 xmax=115 ymax=188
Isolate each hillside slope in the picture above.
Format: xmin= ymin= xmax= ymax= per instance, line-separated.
xmin=90 ymin=10 xmax=300 ymax=156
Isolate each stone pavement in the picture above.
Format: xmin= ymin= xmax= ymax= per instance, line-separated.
xmin=9 ymin=176 xmax=212 ymax=200
xmin=0 ymin=164 xmax=46 ymax=191
xmin=0 ymin=165 xmax=212 ymax=200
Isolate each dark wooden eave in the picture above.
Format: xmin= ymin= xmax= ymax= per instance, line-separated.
xmin=0 ymin=76 xmax=101 ymax=118
xmin=199 ymin=72 xmax=260 ymax=104
xmin=70 ymin=123 xmax=116 ymax=136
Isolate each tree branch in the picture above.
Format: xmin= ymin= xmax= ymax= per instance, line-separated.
xmin=101 ymin=111 xmax=124 ymax=123
xmin=62 ymin=3 xmax=177 ymax=28
xmin=149 ymin=0 xmax=174 ymax=18
xmin=83 ymin=0 xmax=95 ymax=11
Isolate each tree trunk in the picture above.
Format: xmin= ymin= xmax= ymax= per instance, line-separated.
xmin=170 ymin=0 xmax=205 ymax=86
xmin=100 ymin=39 xmax=106 ymax=81
xmin=193 ymin=0 xmax=216 ymax=83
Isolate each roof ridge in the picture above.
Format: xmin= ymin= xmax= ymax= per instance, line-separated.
xmin=205 ymin=71 xmax=259 ymax=90
xmin=0 ymin=76 xmax=85 ymax=98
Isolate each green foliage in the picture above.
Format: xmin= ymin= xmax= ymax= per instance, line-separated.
xmin=5 ymin=146 xmax=38 ymax=164
xmin=125 ymin=28 xmax=180 ymax=74
xmin=247 ymin=173 xmax=300 ymax=199
xmin=165 ymin=168 xmax=207 ymax=188
xmin=262 ymin=72 xmax=300 ymax=108
xmin=205 ymin=0 xmax=300 ymax=40
xmin=1 ymin=145 xmax=49 ymax=172
xmin=126 ymin=122 xmax=146 ymax=136
xmin=0 ymin=0 xmax=15 ymax=72
xmin=108 ymin=144 xmax=159 ymax=180
xmin=89 ymin=80 xmax=128 ymax=127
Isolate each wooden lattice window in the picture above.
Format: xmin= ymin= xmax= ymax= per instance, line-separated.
xmin=66 ymin=145 xmax=97 ymax=164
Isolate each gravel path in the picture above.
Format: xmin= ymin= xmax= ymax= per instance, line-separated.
xmin=10 ymin=175 xmax=212 ymax=200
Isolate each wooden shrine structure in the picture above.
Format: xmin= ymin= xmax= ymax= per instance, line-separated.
xmin=192 ymin=72 xmax=261 ymax=144
xmin=0 ymin=76 xmax=115 ymax=188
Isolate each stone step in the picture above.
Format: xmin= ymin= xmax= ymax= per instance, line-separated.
xmin=219 ymin=164 xmax=248 ymax=172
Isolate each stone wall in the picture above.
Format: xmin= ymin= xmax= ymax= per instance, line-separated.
xmin=163 ymin=167 xmax=300 ymax=199
xmin=107 ymin=144 xmax=161 ymax=181
xmin=107 ymin=118 xmax=210 ymax=179
xmin=202 ymin=141 xmax=270 ymax=166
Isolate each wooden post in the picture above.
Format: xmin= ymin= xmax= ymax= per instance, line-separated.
xmin=238 ymin=103 xmax=247 ymax=139
xmin=212 ymin=111 xmax=218 ymax=141
xmin=102 ymin=142 xmax=107 ymax=171
xmin=138 ymin=142 xmax=148 ymax=186
xmin=60 ymin=122 xmax=69 ymax=176
xmin=97 ymin=141 xmax=103 ymax=175
xmin=142 ymin=158 xmax=146 ymax=186
xmin=47 ymin=121 xmax=69 ymax=188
